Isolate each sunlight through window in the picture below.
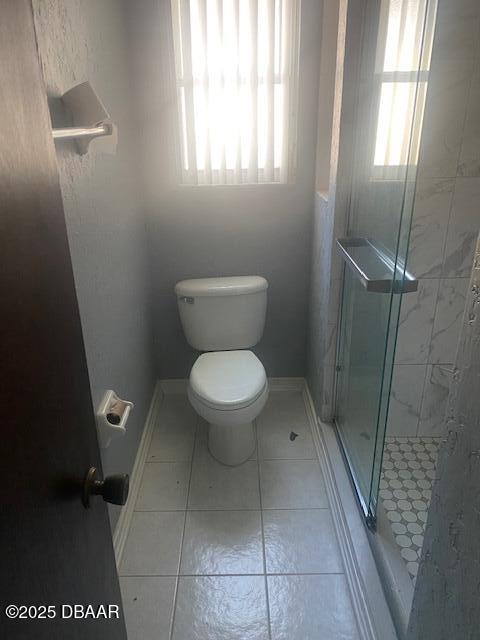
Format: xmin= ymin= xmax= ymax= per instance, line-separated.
xmin=171 ymin=0 xmax=300 ymax=185
xmin=373 ymin=0 xmax=437 ymax=169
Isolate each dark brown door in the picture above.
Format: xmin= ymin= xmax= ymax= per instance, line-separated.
xmin=0 ymin=1 xmax=127 ymax=638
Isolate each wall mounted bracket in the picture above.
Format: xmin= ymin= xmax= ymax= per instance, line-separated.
xmin=51 ymin=81 xmax=116 ymax=155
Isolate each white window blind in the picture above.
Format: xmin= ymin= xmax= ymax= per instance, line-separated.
xmin=170 ymin=0 xmax=300 ymax=186
xmin=373 ymin=0 xmax=437 ymax=171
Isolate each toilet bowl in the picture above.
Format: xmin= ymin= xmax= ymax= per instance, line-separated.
xmin=187 ymin=350 xmax=269 ymax=465
xmin=175 ymin=275 xmax=269 ymax=466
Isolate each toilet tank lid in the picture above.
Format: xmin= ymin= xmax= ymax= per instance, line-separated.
xmin=175 ymin=276 xmax=268 ymax=298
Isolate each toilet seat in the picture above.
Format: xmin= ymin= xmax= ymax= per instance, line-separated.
xmin=189 ymin=350 xmax=267 ymax=411
xmin=187 ymin=350 xmax=269 ymax=464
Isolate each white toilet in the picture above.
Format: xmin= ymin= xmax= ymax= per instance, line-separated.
xmin=175 ymin=276 xmax=269 ymax=466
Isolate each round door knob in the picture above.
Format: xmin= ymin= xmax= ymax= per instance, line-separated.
xmin=82 ymin=467 xmax=129 ymax=508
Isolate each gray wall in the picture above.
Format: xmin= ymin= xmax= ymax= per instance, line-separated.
xmin=32 ymin=0 xmax=156 ymax=528
xmin=407 ymin=233 xmax=480 ymax=640
xmin=130 ymin=0 xmax=323 ymax=379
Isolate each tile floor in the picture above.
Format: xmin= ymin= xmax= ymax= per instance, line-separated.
xmin=380 ymin=436 xmax=443 ymax=582
xmin=119 ymin=389 xmax=361 ymax=640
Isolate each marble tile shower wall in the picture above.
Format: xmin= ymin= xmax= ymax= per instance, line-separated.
xmin=388 ymin=0 xmax=480 ymax=438
xmin=308 ymin=192 xmax=342 ymax=417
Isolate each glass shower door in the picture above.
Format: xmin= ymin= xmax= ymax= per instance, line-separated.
xmin=335 ymin=243 xmax=414 ymax=522
xmin=334 ymin=0 xmax=436 ymax=523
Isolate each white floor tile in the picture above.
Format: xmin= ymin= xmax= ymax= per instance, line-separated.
xmin=263 ymin=509 xmax=343 ymax=574
xmin=120 ymin=512 xmax=184 ymax=576
xmin=194 ymin=419 xmax=257 ymax=462
xmin=188 ymin=432 xmax=260 ymax=509
xmin=119 ymin=389 xmax=361 ymax=639
xmin=268 ymin=574 xmax=360 ymax=640
xmin=257 ymin=391 xmax=315 ymax=459
xmin=135 ymin=462 xmax=190 ymax=511
xmin=180 ymin=511 xmax=264 ymax=575
xmin=120 ymin=576 xmax=176 ymax=640
xmin=148 ymin=395 xmax=197 ymax=462
xmin=172 ymin=576 xmax=269 ymax=640
xmin=260 ymin=460 xmax=329 ymax=509
xmin=148 ymin=418 xmax=196 ymax=462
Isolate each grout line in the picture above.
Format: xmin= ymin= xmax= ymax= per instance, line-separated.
xmin=146 ymin=456 xmax=319 ymax=463
xmin=120 ymin=571 xmax=346 ymax=578
xmin=257 ymin=457 xmax=317 ymax=461
xmin=144 ymin=459 xmax=196 ymax=464
xmin=131 ymin=507 xmax=332 ymax=513
xmin=255 ymin=420 xmax=272 ymax=640
xmin=168 ymin=416 xmax=198 ymax=640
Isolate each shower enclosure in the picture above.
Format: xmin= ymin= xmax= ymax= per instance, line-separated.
xmin=334 ymin=0 xmax=437 ymax=525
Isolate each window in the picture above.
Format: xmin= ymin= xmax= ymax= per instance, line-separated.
xmin=373 ymin=0 xmax=437 ymax=171
xmin=170 ymin=0 xmax=300 ymax=186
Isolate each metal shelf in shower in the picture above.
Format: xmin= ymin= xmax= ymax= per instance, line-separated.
xmin=336 ymin=237 xmax=418 ymax=294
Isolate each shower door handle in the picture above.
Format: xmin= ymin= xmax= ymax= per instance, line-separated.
xmin=336 ymin=237 xmax=418 ymax=294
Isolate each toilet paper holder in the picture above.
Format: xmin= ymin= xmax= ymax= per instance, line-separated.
xmin=96 ymin=390 xmax=134 ymax=449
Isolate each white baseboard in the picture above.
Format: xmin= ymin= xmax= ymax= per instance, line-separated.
xmin=113 ymin=381 xmax=164 ymax=565
xmin=268 ymin=377 xmax=304 ymax=391
xmin=302 ymin=380 xmax=397 ymax=640
xmin=159 ymin=379 xmax=188 ymax=394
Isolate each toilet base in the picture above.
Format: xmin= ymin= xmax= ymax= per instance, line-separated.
xmin=208 ymin=421 xmax=256 ymax=466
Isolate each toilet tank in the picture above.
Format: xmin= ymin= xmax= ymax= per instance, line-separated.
xmin=175 ymin=276 xmax=268 ymax=351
